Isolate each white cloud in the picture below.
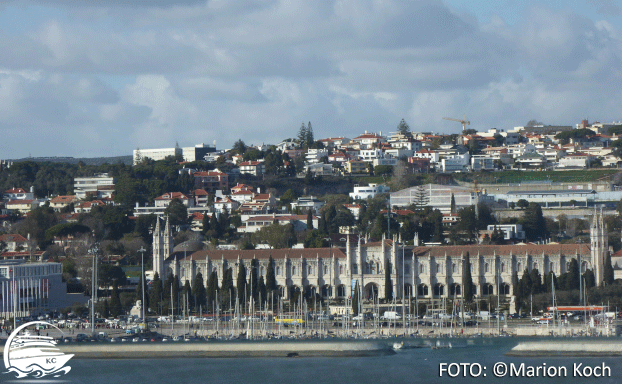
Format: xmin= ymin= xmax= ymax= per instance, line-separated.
xmin=0 ymin=0 xmax=621 ymax=158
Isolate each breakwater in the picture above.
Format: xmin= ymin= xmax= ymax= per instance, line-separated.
xmin=507 ymin=340 xmax=622 ymax=357
xmin=6 ymin=340 xmax=394 ymax=359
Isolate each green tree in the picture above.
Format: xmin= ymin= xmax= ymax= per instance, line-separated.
xmin=450 ymin=193 xmax=456 ymax=214
xmin=232 ymin=139 xmax=247 ymax=154
xmin=297 ymin=123 xmax=308 ymax=148
xmin=149 ymin=272 xmax=163 ymax=315
xmin=192 ymin=272 xmax=207 ymax=312
xmin=397 ymin=118 xmax=410 ymax=134
xmin=529 ymin=268 xmax=543 ymax=294
xmin=164 ymin=198 xmax=188 ymax=227
xmin=306 ymin=210 xmax=313 ymax=230
xmin=236 ymin=263 xmax=247 ymax=304
xmin=265 ymin=257 xmax=277 ymax=295
xmin=257 ymin=276 xmax=267 ymax=304
xmin=306 ymin=121 xmax=315 ymax=146
xmin=352 ymin=281 xmax=360 ymax=315
xmin=516 ymin=199 xmax=529 ymax=210
xmin=207 ymin=270 xmax=218 ymax=310
xmin=384 ymin=259 xmax=393 ymax=301
xmin=511 ymin=270 xmax=520 ymax=309
xmin=462 ymin=252 xmax=473 ymax=302
xmin=521 ymin=203 xmax=548 ymax=241
xmin=220 ymin=268 xmax=233 ymax=309
xmin=249 ymin=259 xmax=259 ymax=301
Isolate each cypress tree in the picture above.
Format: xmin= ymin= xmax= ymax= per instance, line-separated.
xmin=352 ymin=281 xmax=360 ymax=316
xmin=149 ymin=272 xmax=162 ymax=314
xmin=249 ymin=259 xmax=259 ymax=301
xmin=462 ymin=252 xmax=474 ymax=303
xmin=192 ymin=272 xmax=206 ymax=312
xmin=450 ymin=193 xmax=456 ymax=214
xmin=384 ymin=259 xmax=393 ymax=301
xmin=206 ymin=270 xmax=218 ymax=310
xmin=529 ymin=268 xmax=543 ymax=294
xmin=266 ymin=257 xmax=277 ymax=295
xmin=183 ymin=280 xmax=192 ymax=311
xmin=236 ymin=263 xmax=247 ymax=304
xmin=604 ymin=253 xmax=614 ymax=286
xmin=306 ymin=210 xmax=313 ymax=230
xmin=220 ymin=268 xmax=233 ymax=309
xmin=583 ymin=269 xmax=595 ymax=288
xmin=257 ymin=276 xmax=266 ymax=304
xmin=511 ymin=270 xmax=520 ymax=310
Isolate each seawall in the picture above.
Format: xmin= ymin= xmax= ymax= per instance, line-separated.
xmin=3 ymin=340 xmax=394 ymax=359
xmin=507 ymin=340 xmax=622 ymax=357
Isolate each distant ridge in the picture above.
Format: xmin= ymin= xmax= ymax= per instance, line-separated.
xmin=10 ymin=155 xmax=132 ymax=166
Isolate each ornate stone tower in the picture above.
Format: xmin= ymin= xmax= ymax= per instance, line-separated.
xmin=153 ymin=216 xmax=174 ymax=280
xmin=590 ymin=208 xmax=607 ymax=286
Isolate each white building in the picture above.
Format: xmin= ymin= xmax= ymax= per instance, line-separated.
xmin=390 ymin=184 xmax=481 ymax=213
xmin=439 ymin=153 xmax=470 ymax=173
xmin=0 ymin=261 xmax=87 ymax=318
xmin=486 ymin=224 xmax=526 ymax=240
xmin=133 ymin=147 xmax=182 ymax=165
xmin=349 ymin=184 xmax=390 ymax=200
xmin=305 ymin=148 xmax=329 ymax=164
xmin=73 ymin=173 xmax=116 ymax=199
xmin=181 ymin=143 xmax=218 ymax=162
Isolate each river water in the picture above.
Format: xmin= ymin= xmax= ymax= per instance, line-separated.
xmin=5 ymin=337 xmax=621 ymax=383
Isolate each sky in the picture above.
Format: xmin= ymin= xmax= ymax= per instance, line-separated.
xmin=0 ymin=0 xmax=621 ymax=159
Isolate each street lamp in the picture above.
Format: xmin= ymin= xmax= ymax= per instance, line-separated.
xmin=139 ymin=246 xmax=147 ymax=324
xmin=88 ymin=243 xmax=99 ymax=336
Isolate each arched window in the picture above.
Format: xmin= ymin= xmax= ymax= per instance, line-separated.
xmin=549 ymin=262 xmax=554 ymax=272
xmin=292 ymin=266 xmax=297 ymax=275
xmin=276 ymin=266 xmax=281 ymax=276
xmin=181 ymin=267 xmax=185 ymax=277
xmin=308 ymin=265 xmax=313 ymax=275
xmin=324 ymin=265 xmax=328 ymax=275
xmin=420 ymin=263 xmax=426 ymax=274
xmin=500 ymin=263 xmax=505 ymax=273
xmin=484 ymin=263 xmax=489 ymax=273
xmin=339 ymin=265 xmax=344 ymax=275
xmin=517 ymin=262 xmax=522 ymax=272
xmin=452 ymin=263 xmax=456 ymax=273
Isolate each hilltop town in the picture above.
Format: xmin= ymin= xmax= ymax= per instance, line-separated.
xmin=2 ymin=117 xmax=622 ymax=324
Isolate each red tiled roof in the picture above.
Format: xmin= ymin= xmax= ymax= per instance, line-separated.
xmin=155 ymin=192 xmax=189 ymax=200
xmin=0 ymin=234 xmax=27 ymax=243
xmin=50 ymin=195 xmax=76 ymax=204
xmin=194 ymin=171 xmax=227 ymax=176
xmin=193 ymin=189 xmax=209 ymax=196
xmin=239 ymin=161 xmax=262 ymax=166
xmin=6 ymin=200 xmax=35 ymax=205
xmin=5 ymin=188 xmax=27 ymax=194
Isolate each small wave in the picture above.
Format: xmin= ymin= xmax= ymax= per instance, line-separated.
xmin=4 ymin=364 xmax=71 ymax=378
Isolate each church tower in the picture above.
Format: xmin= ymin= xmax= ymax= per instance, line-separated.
xmin=590 ymin=208 xmax=607 ymax=286
xmin=152 ymin=216 xmax=175 ymax=280
xmin=152 ymin=217 xmax=163 ymax=278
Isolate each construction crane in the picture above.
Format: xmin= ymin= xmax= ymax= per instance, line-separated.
xmin=443 ymin=115 xmax=470 ymax=131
